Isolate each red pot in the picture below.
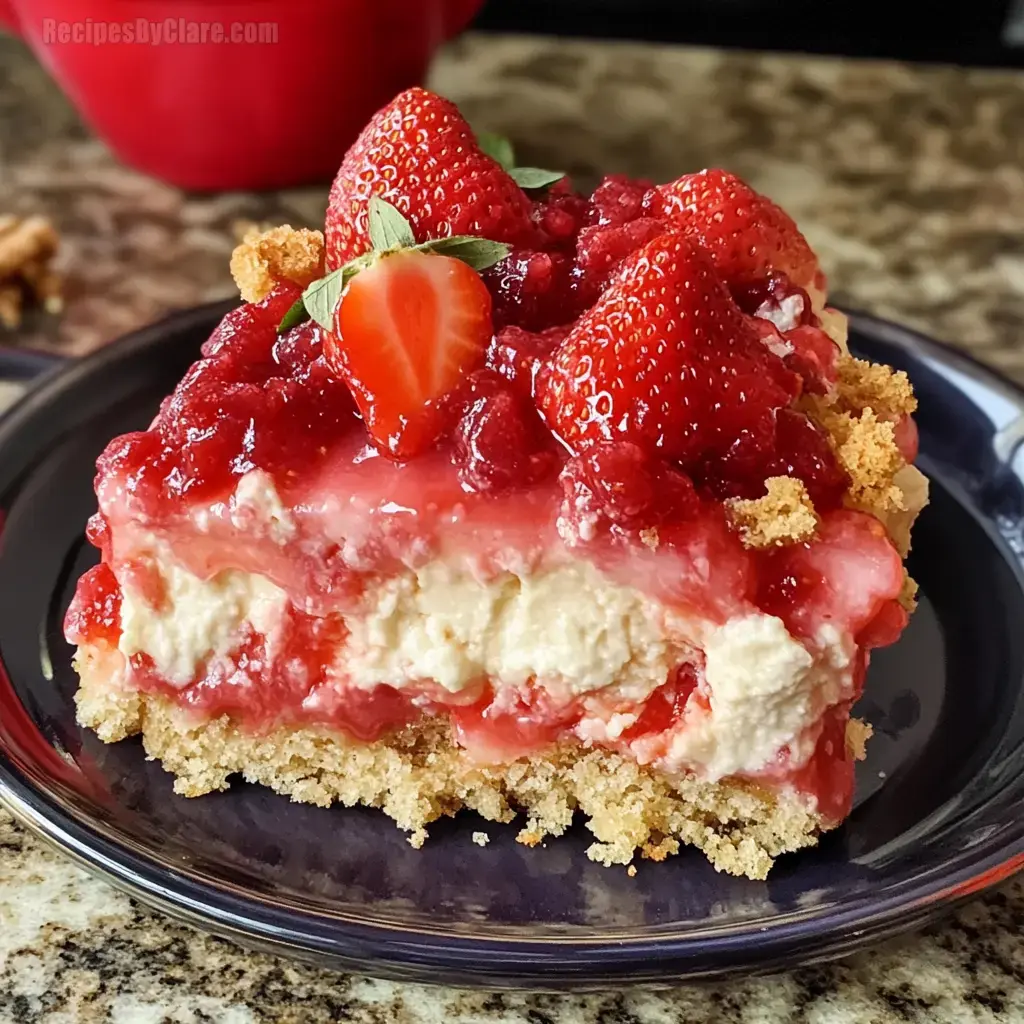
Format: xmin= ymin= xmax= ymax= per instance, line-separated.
xmin=0 ymin=0 xmax=481 ymax=190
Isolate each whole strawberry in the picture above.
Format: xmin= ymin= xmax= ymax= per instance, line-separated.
xmin=325 ymin=87 xmax=538 ymax=269
xmin=536 ymin=233 xmax=799 ymax=463
xmin=643 ymin=169 xmax=825 ymax=298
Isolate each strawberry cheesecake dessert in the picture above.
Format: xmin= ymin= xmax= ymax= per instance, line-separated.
xmin=65 ymin=88 xmax=927 ymax=879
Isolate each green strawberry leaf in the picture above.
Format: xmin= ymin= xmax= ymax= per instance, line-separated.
xmin=276 ymin=295 xmax=310 ymax=335
xmin=368 ymin=196 xmax=416 ymax=251
xmin=417 ymin=236 xmax=511 ymax=271
xmin=279 ymin=215 xmax=511 ymax=335
xmin=302 ymin=267 xmax=348 ymax=331
xmin=477 ymin=130 xmax=565 ymax=192
xmin=477 ymin=130 xmax=515 ymax=171
xmin=510 ymin=167 xmax=565 ymax=190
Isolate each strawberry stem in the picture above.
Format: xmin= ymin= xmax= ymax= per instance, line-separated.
xmin=475 ymin=130 xmax=565 ymax=192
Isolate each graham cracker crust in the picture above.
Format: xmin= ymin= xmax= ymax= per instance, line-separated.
xmin=74 ymin=644 xmax=839 ymax=881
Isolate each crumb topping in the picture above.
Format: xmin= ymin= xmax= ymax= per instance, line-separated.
xmin=833 ymin=355 xmax=917 ymax=419
xmin=898 ymin=571 xmax=919 ymax=612
xmin=726 ymin=476 xmax=819 ymax=548
xmin=471 ymin=831 xmax=490 ymax=847
xmin=639 ymin=527 xmax=660 ymax=550
xmin=799 ymin=353 xmax=922 ymax=542
xmin=230 ymin=224 xmax=325 ymax=304
xmin=821 ymin=407 xmax=907 ymax=514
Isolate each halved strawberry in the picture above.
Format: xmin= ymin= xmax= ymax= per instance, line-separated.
xmin=325 ymin=88 xmax=538 ymax=269
xmin=325 ymin=248 xmax=493 ymax=459
xmin=536 ymin=233 xmax=800 ymax=463
xmin=643 ymin=169 xmax=825 ymax=296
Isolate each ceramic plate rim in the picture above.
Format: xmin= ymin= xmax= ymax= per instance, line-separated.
xmin=0 ymin=303 xmax=1021 ymax=984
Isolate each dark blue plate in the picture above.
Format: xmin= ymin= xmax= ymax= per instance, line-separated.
xmin=0 ymin=304 xmax=1021 ymax=989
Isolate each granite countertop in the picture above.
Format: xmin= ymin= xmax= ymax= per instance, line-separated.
xmin=3 ymin=28 xmax=1024 ymax=1024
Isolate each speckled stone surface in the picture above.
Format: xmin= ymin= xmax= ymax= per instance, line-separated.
xmin=2 ymin=28 xmax=1024 ymax=1023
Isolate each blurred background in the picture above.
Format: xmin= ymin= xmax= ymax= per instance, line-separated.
xmin=0 ymin=3 xmax=1023 ymax=1013
xmin=477 ymin=0 xmax=1024 ymax=67
xmin=1 ymin=0 xmax=1022 ymax=379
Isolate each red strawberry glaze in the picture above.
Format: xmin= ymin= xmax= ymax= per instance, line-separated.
xmin=451 ymin=369 xmax=561 ymax=493
xmin=755 ymin=511 xmax=907 ymax=645
xmin=484 ymin=248 xmax=581 ymax=332
xmin=620 ymin=664 xmax=703 ymax=741
xmin=451 ymin=683 xmax=583 ymax=763
xmin=698 ymin=408 xmax=849 ymax=511
xmin=587 ymin=175 xmax=654 ymax=227
xmin=65 ymin=563 xmax=121 ymax=647
xmin=100 ymin=285 xmax=362 ymax=515
xmin=759 ymin=703 xmax=856 ymax=823
xmin=487 ymin=324 xmax=569 ymax=399
xmin=129 ymin=611 xmax=421 ymax=742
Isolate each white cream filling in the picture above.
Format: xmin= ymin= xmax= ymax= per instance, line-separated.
xmin=114 ymin=551 xmax=855 ymax=778
xmin=118 ymin=559 xmax=288 ymax=685
xmin=345 ymin=561 xmax=674 ymax=699
xmin=755 ymin=292 xmax=806 ymax=337
xmin=231 ymin=469 xmax=296 ymax=543
xmin=660 ymin=617 xmax=851 ymax=779
xmin=190 ymin=470 xmax=297 ymax=544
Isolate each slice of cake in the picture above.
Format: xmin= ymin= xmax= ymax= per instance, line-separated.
xmin=65 ymin=88 xmax=927 ymax=879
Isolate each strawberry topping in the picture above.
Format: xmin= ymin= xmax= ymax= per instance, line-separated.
xmin=64 ymin=563 xmax=121 ymax=646
xmin=755 ymin=510 xmax=906 ymax=643
xmin=325 ymin=248 xmax=494 ymax=459
xmin=698 ymin=408 xmax=849 ymax=511
xmin=558 ymin=442 xmax=701 ymax=537
xmin=587 ymin=174 xmax=654 ymax=227
xmin=325 ymin=88 xmax=538 ymax=270
xmin=487 ymin=324 xmax=569 ymax=399
xmin=451 ymin=369 xmax=560 ymax=493
xmin=644 ymin=169 xmax=824 ymax=296
xmin=537 ymin=233 xmax=800 ymax=463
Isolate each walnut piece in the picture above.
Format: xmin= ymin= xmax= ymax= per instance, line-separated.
xmin=0 ymin=215 xmax=62 ymax=329
xmin=230 ymin=224 xmax=325 ymax=303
